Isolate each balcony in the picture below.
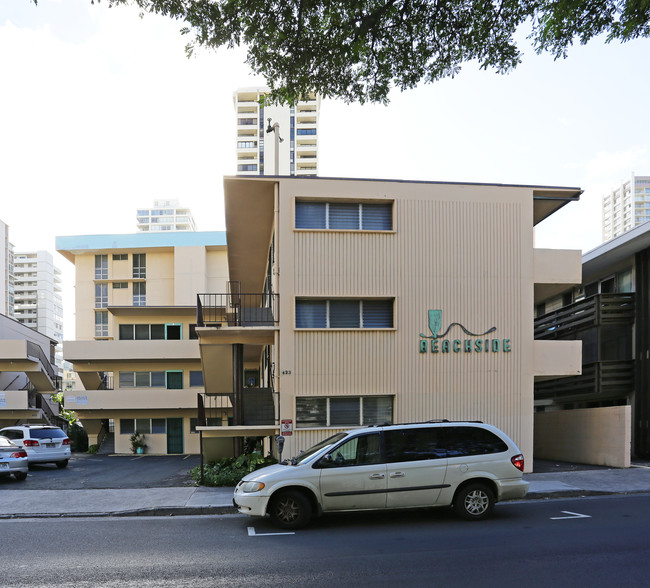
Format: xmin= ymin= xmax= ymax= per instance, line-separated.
xmin=196 ymin=293 xmax=278 ymax=328
xmin=535 ymin=360 xmax=634 ymax=404
xmin=64 ymin=339 xmax=200 ymax=363
xmin=64 ymin=388 xmax=199 ymax=411
xmin=535 ymin=293 xmax=635 ymax=339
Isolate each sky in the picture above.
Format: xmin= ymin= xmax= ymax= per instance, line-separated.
xmin=1 ymin=0 xmax=650 ymax=338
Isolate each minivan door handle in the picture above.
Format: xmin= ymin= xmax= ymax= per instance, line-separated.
xmin=389 ymin=471 xmax=405 ymax=478
xmin=369 ymin=473 xmax=385 ymax=480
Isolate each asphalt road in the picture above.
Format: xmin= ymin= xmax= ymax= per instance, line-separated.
xmin=0 ymin=453 xmax=200 ymax=489
xmin=1 ymin=494 xmax=649 ymax=587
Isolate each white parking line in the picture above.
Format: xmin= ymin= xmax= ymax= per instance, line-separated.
xmin=550 ymin=511 xmax=592 ymax=520
xmin=248 ymin=526 xmax=295 ymax=537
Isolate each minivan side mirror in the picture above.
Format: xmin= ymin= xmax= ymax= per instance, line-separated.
xmin=315 ymin=454 xmax=333 ymax=469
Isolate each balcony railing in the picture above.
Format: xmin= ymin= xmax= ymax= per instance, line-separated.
xmin=535 ymin=293 xmax=635 ymax=339
xmin=535 ymin=360 xmax=634 ymax=403
xmin=197 ymin=390 xmax=275 ymax=426
xmin=196 ymin=292 xmax=279 ymax=327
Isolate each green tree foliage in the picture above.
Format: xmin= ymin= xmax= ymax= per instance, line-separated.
xmin=34 ymin=1 xmax=650 ymax=103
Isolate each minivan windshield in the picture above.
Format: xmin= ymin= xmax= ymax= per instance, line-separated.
xmin=291 ymin=432 xmax=348 ymax=465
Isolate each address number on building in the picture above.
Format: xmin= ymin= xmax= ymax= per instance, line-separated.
xmin=281 ymin=420 xmax=293 ymax=436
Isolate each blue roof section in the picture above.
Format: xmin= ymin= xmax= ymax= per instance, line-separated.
xmin=56 ymin=231 xmax=227 ymax=253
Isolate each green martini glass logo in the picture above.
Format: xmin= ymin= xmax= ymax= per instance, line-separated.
xmin=420 ymin=309 xmax=496 ymax=339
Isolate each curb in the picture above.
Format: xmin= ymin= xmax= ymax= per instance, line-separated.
xmin=0 ymin=506 xmax=238 ymax=519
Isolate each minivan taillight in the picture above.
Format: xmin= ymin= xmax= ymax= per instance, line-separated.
xmin=511 ymin=454 xmax=525 ymax=472
xmin=23 ymin=440 xmax=39 ymax=447
xmin=11 ymin=451 xmax=27 ymax=458
xmin=62 ymin=439 xmax=70 ymax=445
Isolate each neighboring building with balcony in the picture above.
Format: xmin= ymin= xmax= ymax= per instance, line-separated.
xmin=55 ymin=231 xmax=228 ymax=455
xmin=535 ymin=220 xmax=650 ymax=459
xmin=602 ymin=173 xmax=650 ymax=242
xmin=194 ymin=176 xmax=583 ymax=470
xmin=234 ymin=87 xmax=320 ymax=177
xmin=0 ymin=312 xmax=62 ymax=429
xmin=13 ymin=251 xmax=64 ymax=359
xmin=136 ymin=199 xmax=197 ymax=232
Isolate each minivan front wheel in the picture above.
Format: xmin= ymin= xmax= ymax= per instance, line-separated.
xmin=454 ymin=483 xmax=495 ymax=520
xmin=269 ymin=490 xmax=312 ymax=530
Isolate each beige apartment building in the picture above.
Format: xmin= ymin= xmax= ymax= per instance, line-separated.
xmin=56 ymin=232 xmax=228 ymax=455
xmin=194 ymin=176 xmax=584 ymax=470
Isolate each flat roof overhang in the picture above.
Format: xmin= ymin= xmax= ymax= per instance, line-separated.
xmin=196 ymin=326 xmax=277 ymax=346
xmin=223 ymin=176 xmax=581 ymax=285
xmin=55 ymin=232 xmax=227 ymax=264
xmin=107 ymin=306 xmax=197 ymax=317
xmin=582 ymin=221 xmax=650 ymax=282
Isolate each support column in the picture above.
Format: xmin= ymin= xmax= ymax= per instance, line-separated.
xmin=233 ymin=343 xmax=244 ymax=456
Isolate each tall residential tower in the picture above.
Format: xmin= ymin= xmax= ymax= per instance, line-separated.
xmin=602 ymin=173 xmax=650 ymax=242
xmin=13 ymin=251 xmax=64 ymax=346
xmin=234 ymin=87 xmax=320 ymax=177
xmin=136 ymin=199 xmax=197 ymax=232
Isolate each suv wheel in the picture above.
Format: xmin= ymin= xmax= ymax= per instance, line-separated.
xmin=453 ymin=483 xmax=495 ymax=520
xmin=14 ymin=472 xmax=27 ymax=481
xmin=269 ymin=490 xmax=312 ymax=530
xmin=56 ymin=460 xmax=69 ymax=469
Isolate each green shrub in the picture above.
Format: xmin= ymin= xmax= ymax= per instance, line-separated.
xmin=68 ymin=422 xmax=88 ymax=452
xmin=87 ymin=444 xmax=99 ymax=454
xmin=190 ymin=453 xmax=277 ymax=487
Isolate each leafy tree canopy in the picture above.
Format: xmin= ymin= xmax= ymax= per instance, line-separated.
xmin=37 ymin=1 xmax=650 ymax=103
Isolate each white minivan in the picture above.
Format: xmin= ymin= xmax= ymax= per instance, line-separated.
xmin=234 ymin=421 xmax=529 ymax=529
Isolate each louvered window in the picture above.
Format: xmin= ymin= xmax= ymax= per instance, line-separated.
xmin=361 ymin=203 xmax=392 ymax=230
xmin=296 ymin=299 xmax=327 ymax=328
xmin=296 ymin=201 xmax=392 ymax=230
xmin=296 ymin=396 xmax=393 ymax=428
xmin=329 ymin=203 xmax=360 ymax=229
xmin=329 ymin=300 xmax=360 ymax=328
xmin=296 ymin=299 xmax=393 ymax=329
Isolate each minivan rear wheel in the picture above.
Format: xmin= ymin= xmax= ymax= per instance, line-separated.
xmin=453 ymin=483 xmax=495 ymax=520
xmin=269 ymin=490 xmax=312 ymax=530
xmin=56 ymin=460 xmax=68 ymax=469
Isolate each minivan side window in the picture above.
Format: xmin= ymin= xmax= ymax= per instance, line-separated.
xmin=326 ymin=433 xmax=381 ymax=467
xmin=384 ymin=427 xmax=446 ymax=463
xmin=445 ymin=426 xmax=508 ymax=457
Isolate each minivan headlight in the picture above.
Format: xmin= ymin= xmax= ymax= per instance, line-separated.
xmin=240 ymin=481 xmax=265 ymax=493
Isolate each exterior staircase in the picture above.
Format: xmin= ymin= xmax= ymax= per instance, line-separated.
xmin=97 ymin=432 xmax=115 ymax=454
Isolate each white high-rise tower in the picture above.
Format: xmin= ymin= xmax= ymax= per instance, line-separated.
xmin=234 ymin=87 xmax=320 ymax=177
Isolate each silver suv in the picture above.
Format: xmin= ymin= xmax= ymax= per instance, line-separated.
xmin=234 ymin=421 xmax=529 ymax=529
xmin=0 ymin=425 xmax=71 ymax=468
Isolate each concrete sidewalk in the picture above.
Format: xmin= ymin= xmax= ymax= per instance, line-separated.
xmin=2 ymin=465 xmax=650 ymax=519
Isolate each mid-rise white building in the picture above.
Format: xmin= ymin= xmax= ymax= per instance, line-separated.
xmin=137 ymin=199 xmax=197 ymax=232
xmin=602 ymin=173 xmax=650 ymax=242
xmin=234 ymin=87 xmax=320 ymax=176
xmin=0 ymin=219 xmax=15 ymax=317
xmin=13 ymin=251 xmax=64 ymax=362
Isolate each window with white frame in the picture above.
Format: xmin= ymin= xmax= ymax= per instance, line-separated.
xmin=95 ymin=254 xmax=108 ymax=279
xmin=295 ymin=201 xmax=393 ymax=230
xmin=133 ymin=253 xmax=146 ymax=279
xmin=118 ymin=371 xmax=166 ymax=388
xmin=296 ymin=298 xmax=393 ymax=329
xmin=133 ymin=282 xmax=146 ymax=306
xmin=296 ymin=396 xmax=393 ymax=428
xmin=95 ymin=311 xmax=108 ymax=337
xmin=95 ymin=283 xmax=108 ymax=308
xmin=120 ymin=418 xmax=165 ymax=435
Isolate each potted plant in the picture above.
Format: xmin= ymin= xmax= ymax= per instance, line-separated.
xmin=130 ymin=432 xmax=146 ymax=454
